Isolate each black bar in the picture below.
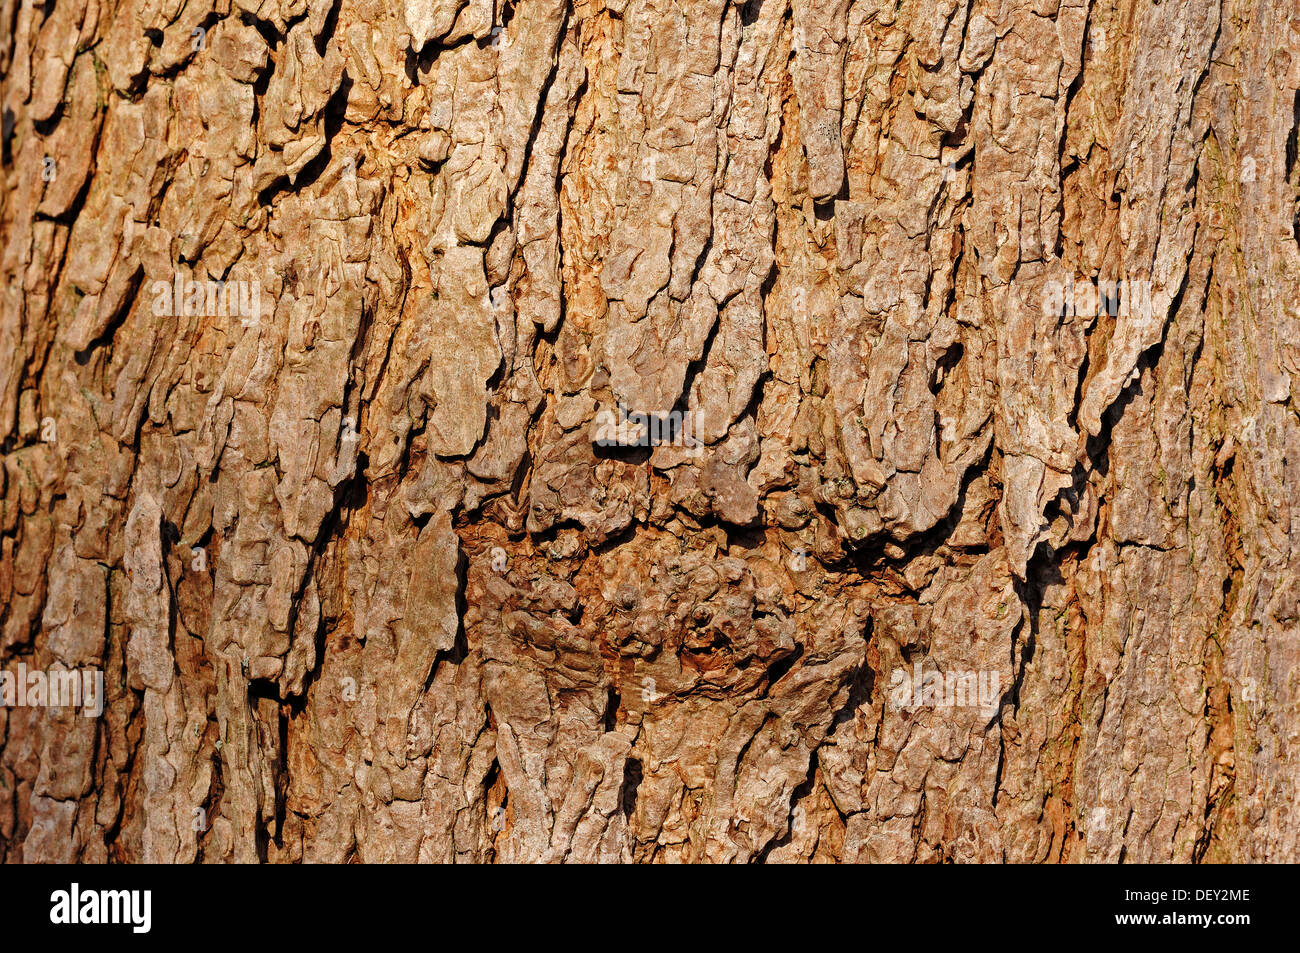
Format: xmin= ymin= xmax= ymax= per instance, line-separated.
xmin=0 ymin=863 xmax=1277 ymax=942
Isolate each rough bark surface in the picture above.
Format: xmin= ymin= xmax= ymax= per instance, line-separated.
xmin=1 ymin=0 xmax=1298 ymax=863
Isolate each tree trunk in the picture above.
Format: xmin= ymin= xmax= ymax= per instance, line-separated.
xmin=1 ymin=0 xmax=1298 ymax=863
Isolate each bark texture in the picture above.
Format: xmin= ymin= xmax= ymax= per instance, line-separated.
xmin=1 ymin=0 xmax=1299 ymax=863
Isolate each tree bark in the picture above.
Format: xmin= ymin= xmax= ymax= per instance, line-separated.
xmin=1 ymin=0 xmax=1298 ymax=863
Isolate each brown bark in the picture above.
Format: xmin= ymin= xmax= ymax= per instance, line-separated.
xmin=1 ymin=0 xmax=1298 ymax=863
